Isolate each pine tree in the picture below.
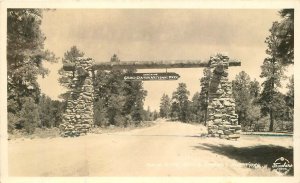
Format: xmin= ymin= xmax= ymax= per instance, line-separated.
xmin=249 ymin=79 xmax=261 ymax=103
xmin=105 ymin=69 xmax=127 ymax=126
xmin=7 ymin=9 xmax=56 ymax=103
xmin=50 ymin=100 xmax=64 ymax=128
xmin=170 ymin=101 xmax=179 ymax=121
xmin=199 ymin=68 xmax=211 ymax=125
xmin=159 ymin=93 xmax=171 ymax=118
xmin=153 ymin=110 xmax=159 ymax=121
xmin=142 ymin=106 xmax=152 ymax=121
xmin=259 ymin=22 xmax=286 ymax=132
xmin=258 ymin=9 xmax=294 ymax=131
xmin=172 ymin=83 xmax=190 ymax=122
xmin=190 ymin=92 xmax=202 ymax=123
xmin=123 ymin=69 xmax=147 ymax=123
xmin=58 ymin=46 xmax=85 ymax=100
xmin=7 ymin=9 xmax=56 ymax=132
xmin=38 ymin=94 xmax=53 ymax=128
xmin=38 ymin=94 xmax=64 ymax=128
xmin=232 ymin=71 xmax=252 ymax=126
xmin=232 ymin=71 xmax=265 ymax=131
xmin=276 ymin=9 xmax=294 ymax=65
xmin=93 ymin=55 xmax=147 ymax=127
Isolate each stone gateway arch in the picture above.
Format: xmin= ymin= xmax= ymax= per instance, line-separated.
xmin=60 ymin=53 xmax=241 ymax=140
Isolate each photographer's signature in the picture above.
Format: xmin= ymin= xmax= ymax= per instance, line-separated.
xmin=272 ymin=157 xmax=293 ymax=175
xmin=246 ymin=157 xmax=292 ymax=175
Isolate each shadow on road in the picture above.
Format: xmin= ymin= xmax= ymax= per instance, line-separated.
xmin=193 ymin=143 xmax=294 ymax=176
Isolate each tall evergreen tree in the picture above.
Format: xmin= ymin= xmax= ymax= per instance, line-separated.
xmin=50 ymin=100 xmax=64 ymax=127
xmin=93 ymin=55 xmax=147 ymax=127
xmin=259 ymin=21 xmax=286 ymax=132
xmin=38 ymin=94 xmax=64 ymax=128
xmin=275 ymin=9 xmax=294 ymax=65
xmin=123 ymin=69 xmax=147 ymax=123
xmin=58 ymin=46 xmax=85 ymax=100
xmin=172 ymin=83 xmax=190 ymax=122
xmin=190 ymin=92 xmax=202 ymax=123
xmin=7 ymin=9 xmax=56 ymax=132
xmin=142 ymin=106 xmax=152 ymax=121
xmin=103 ymin=69 xmax=127 ymax=126
xmin=199 ymin=68 xmax=211 ymax=125
xmin=232 ymin=71 xmax=252 ymax=126
xmin=159 ymin=93 xmax=171 ymax=118
xmin=153 ymin=110 xmax=159 ymax=121
xmin=170 ymin=101 xmax=179 ymax=121
xmin=38 ymin=94 xmax=53 ymax=128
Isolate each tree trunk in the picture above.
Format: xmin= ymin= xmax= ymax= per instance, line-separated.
xmin=269 ymin=58 xmax=275 ymax=132
xmin=204 ymin=91 xmax=209 ymax=126
xmin=269 ymin=108 xmax=274 ymax=132
xmin=204 ymin=109 xmax=207 ymax=126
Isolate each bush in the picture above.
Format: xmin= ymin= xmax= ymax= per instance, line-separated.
xmin=19 ymin=97 xmax=40 ymax=134
xmin=274 ymin=120 xmax=293 ymax=132
xmin=253 ymin=116 xmax=270 ymax=132
xmin=125 ymin=115 xmax=133 ymax=127
xmin=94 ymin=111 xmax=109 ymax=127
xmin=114 ymin=114 xmax=126 ymax=127
xmin=7 ymin=112 xmax=20 ymax=133
xmin=243 ymin=105 xmax=261 ymax=130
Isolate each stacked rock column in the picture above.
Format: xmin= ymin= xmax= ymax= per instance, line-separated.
xmin=206 ymin=54 xmax=241 ymax=139
xmin=60 ymin=57 xmax=95 ymax=137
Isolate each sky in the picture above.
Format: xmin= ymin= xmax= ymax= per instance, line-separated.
xmin=37 ymin=9 xmax=293 ymax=111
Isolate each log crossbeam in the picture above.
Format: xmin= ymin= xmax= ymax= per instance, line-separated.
xmin=63 ymin=59 xmax=241 ymax=71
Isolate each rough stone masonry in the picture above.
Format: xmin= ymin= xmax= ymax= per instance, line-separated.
xmin=60 ymin=54 xmax=241 ymax=139
xmin=206 ymin=54 xmax=241 ymax=139
xmin=59 ymin=57 xmax=95 ymax=137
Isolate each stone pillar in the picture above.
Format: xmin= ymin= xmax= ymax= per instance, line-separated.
xmin=206 ymin=54 xmax=241 ymax=140
xmin=60 ymin=57 xmax=95 ymax=137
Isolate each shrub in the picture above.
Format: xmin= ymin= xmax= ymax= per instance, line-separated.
xmin=7 ymin=112 xmax=20 ymax=133
xmin=274 ymin=120 xmax=293 ymax=132
xmin=114 ymin=114 xmax=126 ymax=127
xmin=253 ymin=116 xmax=270 ymax=132
xmin=19 ymin=97 xmax=40 ymax=134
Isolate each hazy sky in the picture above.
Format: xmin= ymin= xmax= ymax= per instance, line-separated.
xmin=37 ymin=9 xmax=293 ymax=111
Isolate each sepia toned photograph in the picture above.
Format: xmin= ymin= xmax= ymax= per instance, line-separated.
xmin=1 ymin=1 xmax=298 ymax=182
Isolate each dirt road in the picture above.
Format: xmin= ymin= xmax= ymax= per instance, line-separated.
xmin=8 ymin=120 xmax=293 ymax=176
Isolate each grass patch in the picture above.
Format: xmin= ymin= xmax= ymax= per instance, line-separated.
xmin=8 ymin=121 xmax=156 ymax=140
xmin=8 ymin=127 xmax=61 ymax=140
xmin=245 ymin=164 xmax=278 ymax=176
